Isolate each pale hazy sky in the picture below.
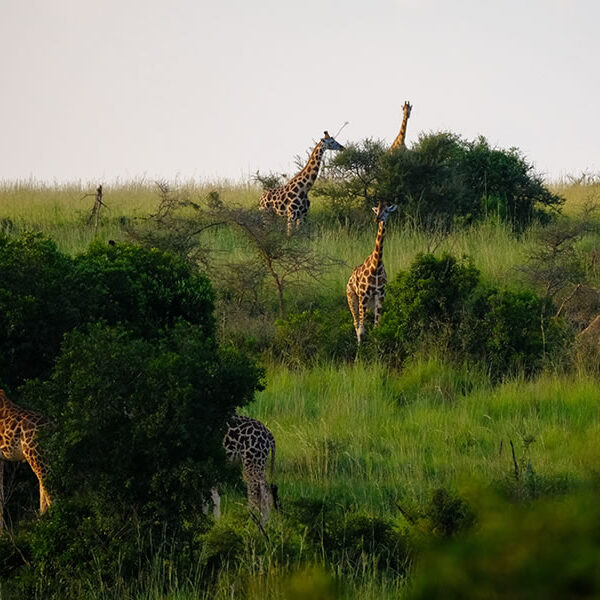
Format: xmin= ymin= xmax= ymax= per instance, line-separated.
xmin=1 ymin=0 xmax=598 ymax=184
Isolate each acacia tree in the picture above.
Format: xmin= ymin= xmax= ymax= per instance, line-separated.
xmin=209 ymin=200 xmax=337 ymax=317
xmin=520 ymin=203 xmax=600 ymax=328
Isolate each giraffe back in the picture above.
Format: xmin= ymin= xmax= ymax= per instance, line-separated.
xmin=0 ymin=390 xmax=49 ymax=463
xmin=223 ymin=415 xmax=275 ymax=478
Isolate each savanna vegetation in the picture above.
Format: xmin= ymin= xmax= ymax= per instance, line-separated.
xmin=1 ymin=133 xmax=600 ymax=598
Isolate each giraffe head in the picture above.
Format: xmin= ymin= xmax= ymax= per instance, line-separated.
xmin=372 ymin=202 xmax=397 ymax=223
xmin=403 ymin=101 xmax=412 ymax=118
xmin=321 ymin=131 xmax=345 ymax=151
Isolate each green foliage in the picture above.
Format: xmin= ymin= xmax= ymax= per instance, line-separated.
xmin=273 ymin=308 xmax=355 ymax=367
xmin=0 ymin=234 xmax=215 ymax=390
xmin=0 ymin=232 xmax=79 ymax=388
xmin=376 ymin=253 xmax=564 ymax=377
xmin=375 ymin=253 xmax=479 ymax=361
xmin=316 ymin=132 xmax=562 ymax=232
xmin=408 ymin=492 xmax=600 ymax=600
xmin=31 ymin=321 xmax=262 ymax=520
xmin=7 ymin=321 xmax=263 ymax=593
xmin=73 ymin=240 xmax=215 ymax=338
xmin=314 ymin=139 xmax=386 ymax=228
xmin=284 ymin=497 xmax=410 ymax=574
xmin=423 ymin=488 xmax=475 ymax=537
xmin=377 ymin=133 xmax=563 ymax=231
xmin=0 ymin=233 xmax=264 ymax=595
xmin=378 ymin=133 xmax=471 ymax=229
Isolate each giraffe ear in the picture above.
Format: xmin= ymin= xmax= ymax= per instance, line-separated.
xmin=371 ymin=206 xmax=379 ymax=215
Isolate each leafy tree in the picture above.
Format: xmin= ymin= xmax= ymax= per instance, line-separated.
xmin=5 ymin=321 xmax=263 ymax=592
xmin=313 ymin=139 xmax=386 ymax=227
xmin=0 ymin=233 xmax=79 ymax=389
xmin=0 ymin=233 xmax=215 ymax=390
xmin=461 ymin=136 xmax=563 ymax=228
xmin=320 ymin=132 xmax=563 ymax=231
xmin=73 ymin=239 xmax=215 ymax=338
xmin=29 ymin=321 xmax=262 ymax=523
xmin=375 ymin=253 xmax=564 ymax=377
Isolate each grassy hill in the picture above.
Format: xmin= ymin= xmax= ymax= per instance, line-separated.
xmin=1 ymin=179 xmax=600 ymax=598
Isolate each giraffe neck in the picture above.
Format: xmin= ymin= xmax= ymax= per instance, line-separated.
xmin=391 ymin=113 xmax=410 ymax=150
xmin=290 ymin=142 xmax=325 ymax=191
xmin=370 ymin=221 xmax=387 ymax=270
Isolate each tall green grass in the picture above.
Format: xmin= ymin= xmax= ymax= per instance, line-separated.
xmin=2 ymin=180 xmax=600 ymax=599
xmin=245 ymin=359 xmax=600 ymax=513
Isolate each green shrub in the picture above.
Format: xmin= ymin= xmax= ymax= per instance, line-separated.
xmin=285 ymin=497 xmax=410 ymax=574
xmin=0 ymin=234 xmax=215 ymax=390
xmin=319 ymin=132 xmax=564 ymax=231
xmin=408 ymin=492 xmax=600 ymax=600
xmin=424 ymin=488 xmax=475 ymax=537
xmin=5 ymin=321 xmax=263 ymax=594
xmin=29 ymin=321 xmax=262 ymax=523
xmin=0 ymin=232 xmax=79 ymax=388
xmin=375 ymin=253 xmax=564 ymax=378
xmin=73 ymin=239 xmax=215 ymax=338
xmin=273 ymin=308 xmax=355 ymax=367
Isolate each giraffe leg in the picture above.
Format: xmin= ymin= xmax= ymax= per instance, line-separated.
xmin=347 ymin=285 xmax=360 ymax=342
xmin=0 ymin=460 xmax=4 ymax=530
xmin=211 ymin=486 xmax=221 ymax=519
xmin=23 ymin=449 xmax=50 ymax=515
xmin=357 ymin=300 xmax=367 ymax=344
xmin=374 ymin=292 xmax=384 ymax=327
xmin=258 ymin=479 xmax=273 ymax=523
xmin=39 ymin=481 xmax=51 ymax=514
xmin=246 ymin=477 xmax=262 ymax=513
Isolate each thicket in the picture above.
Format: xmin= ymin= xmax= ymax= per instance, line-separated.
xmin=316 ymin=132 xmax=563 ymax=231
xmin=408 ymin=491 xmax=600 ymax=599
xmin=0 ymin=234 xmax=214 ymax=389
xmin=0 ymin=233 xmax=263 ymax=596
xmin=374 ymin=253 xmax=566 ymax=378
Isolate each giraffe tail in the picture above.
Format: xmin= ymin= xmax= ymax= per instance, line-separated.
xmin=269 ymin=440 xmax=276 ymax=481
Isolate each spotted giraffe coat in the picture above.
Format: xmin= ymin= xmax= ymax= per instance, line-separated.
xmin=390 ymin=101 xmax=412 ymax=150
xmin=0 ymin=389 xmax=51 ymax=526
xmin=223 ymin=415 xmax=276 ymax=518
xmin=347 ymin=202 xmax=397 ymax=344
xmin=259 ymin=131 xmax=344 ymax=233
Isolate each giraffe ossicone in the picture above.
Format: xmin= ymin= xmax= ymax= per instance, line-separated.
xmin=347 ymin=201 xmax=397 ymax=344
xmin=259 ymin=131 xmax=345 ymax=234
xmin=0 ymin=389 xmax=51 ymax=529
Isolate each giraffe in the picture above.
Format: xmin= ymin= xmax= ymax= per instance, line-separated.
xmin=208 ymin=415 xmax=278 ymax=523
xmin=259 ymin=131 xmax=345 ymax=234
xmin=390 ymin=101 xmax=412 ymax=150
xmin=347 ymin=201 xmax=397 ymax=344
xmin=0 ymin=389 xmax=51 ymax=528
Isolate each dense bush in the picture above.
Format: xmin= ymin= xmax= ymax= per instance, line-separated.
xmin=375 ymin=253 xmax=565 ymax=378
xmin=0 ymin=233 xmax=79 ymax=389
xmin=285 ymin=497 xmax=410 ymax=574
xmin=273 ymin=308 xmax=356 ymax=366
xmin=377 ymin=133 xmax=564 ymax=230
xmin=408 ymin=492 xmax=600 ymax=600
xmin=73 ymin=240 xmax=215 ymax=338
xmin=4 ymin=323 xmax=262 ymax=593
xmin=0 ymin=234 xmax=215 ymax=390
xmin=316 ymin=132 xmax=563 ymax=231
xmin=0 ymin=234 xmax=264 ymax=594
